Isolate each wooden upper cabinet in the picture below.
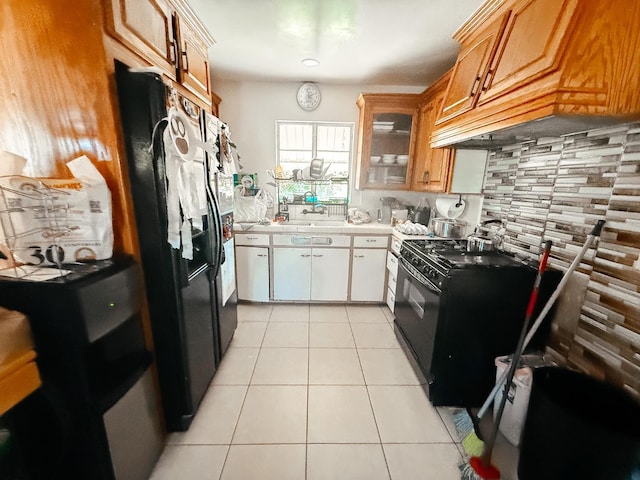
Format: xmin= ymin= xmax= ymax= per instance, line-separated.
xmin=412 ymin=73 xmax=453 ymax=192
xmin=174 ymin=6 xmax=213 ymax=102
xmin=437 ymin=13 xmax=508 ymax=124
xmin=104 ymin=0 xmax=214 ymax=104
xmin=477 ymin=0 xmax=578 ymax=106
xmin=354 ymin=94 xmax=420 ymax=191
xmin=104 ymin=0 xmax=177 ymax=79
xmin=431 ymin=0 xmax=640 ymax=147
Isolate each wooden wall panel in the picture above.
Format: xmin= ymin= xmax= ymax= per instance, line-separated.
xmin=0 ymin=0 xmax=136 ymax=254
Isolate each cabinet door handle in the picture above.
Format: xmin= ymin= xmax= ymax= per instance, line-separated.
xmin=423 ymin=171 xmax=430 ymax=183
xmin=481 ymin=69 xmax=494 ymax=92
xmin=366 ymin=239 xmax=377 ymax=243
xmin=300 ymin=254 xmax=311 ymax=257
xmin=469 ymin=75 xmax=481 ymax=98
xmin=247 ymin=236 xmax=258 ymax=240
xmin=169 ymin=39 xmax=178 ymax=67
xmin=354 ymin=254 xmax=365 ymax=258
xmin=313 ymin=254 xmax=323 ymax=257
xmin=390 ymin=256 xmax=397 ymax=264
xmin=181 ymin=45 xmax=189 ymax=73
xmin=257 ymin=254 xmax=268 ymax=257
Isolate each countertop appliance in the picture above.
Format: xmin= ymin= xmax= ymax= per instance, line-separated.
xmin=115 ymin=62 xmax=236 ymax=432
xmin=0 ymin=257 xmax=163 ymax=480
xmin=394 ymin=239 xmax=560 ymax=406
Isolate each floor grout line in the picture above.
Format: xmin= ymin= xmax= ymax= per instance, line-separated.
xmin=156 ymin=303 xmax=471 ymax=479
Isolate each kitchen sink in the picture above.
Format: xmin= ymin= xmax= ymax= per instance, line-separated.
xmin=280 ymin=220 xmax=347 ymax=226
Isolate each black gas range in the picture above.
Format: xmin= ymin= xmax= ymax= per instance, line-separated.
xmin=399 ymin=239 xmax=529 ymax=290
xmin=394 ymin=239 xmax=559 ymax=406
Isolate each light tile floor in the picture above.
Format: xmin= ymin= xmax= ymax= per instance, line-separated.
xmin=150 ymin=303 xmax=518 ymax=480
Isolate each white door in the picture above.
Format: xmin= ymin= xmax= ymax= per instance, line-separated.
xmin=273 ymin=248 xmax=311 ymax=301
xmin=311 ymin=248 xmax=349 ymax=301
xmin=235 ymin=246 xmax=269 ymax=302
xmin=351 ymin=248 xmax=387 ymax=302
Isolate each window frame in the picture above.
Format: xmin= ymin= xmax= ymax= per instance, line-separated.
xmin=275 ymin=120 xmax=355 ymax=175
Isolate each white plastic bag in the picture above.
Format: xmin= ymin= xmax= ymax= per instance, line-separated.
xmin=234 ymin=186 xmax=267 ymax=223
xmin=0 ymin=156 xmax=113 ymax=265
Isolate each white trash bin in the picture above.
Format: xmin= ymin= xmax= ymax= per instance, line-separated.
xmin=493 ymin=354 xmax=551 ymax=446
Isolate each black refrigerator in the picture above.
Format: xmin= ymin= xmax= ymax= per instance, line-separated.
xmin=114 ymin=61 xmax=235 ymax=432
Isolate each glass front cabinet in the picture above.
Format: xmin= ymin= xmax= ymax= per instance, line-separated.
xmin=354 ymin=93 xmax=421 ymax=190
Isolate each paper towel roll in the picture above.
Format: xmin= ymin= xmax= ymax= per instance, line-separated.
xmin=435 ymin=197 xmax=466 ymax=219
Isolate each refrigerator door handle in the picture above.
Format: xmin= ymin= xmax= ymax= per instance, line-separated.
xmin=219 ymin=242 xmax=226 ymax=266
xmin=204 ymin=154 xmax=224 ymax=277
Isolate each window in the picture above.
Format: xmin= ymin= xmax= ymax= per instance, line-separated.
xmin=276 ymin=121 xmax=353 ymax=203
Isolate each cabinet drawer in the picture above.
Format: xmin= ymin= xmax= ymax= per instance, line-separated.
xmin=386 ymin=287 xmax=396 ymax=313
xmin=387 ymin=271 xmax=397 ymax=292
xmin=235 ymin=233 xmax=270 ymax=246
xmin=390 ymin=237 xmax=402 ymax=256
xmin=272 ymin=234 xmax=310 ymax=246
xmin=272 ymin=235 xmax=350 ymax=247
xmin=315 ymin=236 xmax=351 ymax=247
xmin=353 ymin=236 xmax=388 ymax=248
xmin=386 ymin=251 xmax=399 ymax=277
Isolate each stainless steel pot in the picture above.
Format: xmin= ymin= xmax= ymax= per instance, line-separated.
xmin=430 ymin=218 xmax=466 ymax=238
xmin=466 ymin=235 xmax=495 ymax=252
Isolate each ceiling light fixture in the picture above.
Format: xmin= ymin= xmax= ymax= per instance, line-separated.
xmin=302 ymin=58 xmax=320 ymax=67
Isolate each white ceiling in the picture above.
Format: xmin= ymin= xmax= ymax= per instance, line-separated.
xmin=188 ymin=0 xmax=485 ymax=86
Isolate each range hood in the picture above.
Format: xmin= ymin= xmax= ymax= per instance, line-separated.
xmin=446 ymin=115 xmax=636 ymax=150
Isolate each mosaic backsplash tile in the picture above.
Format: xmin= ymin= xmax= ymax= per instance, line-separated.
xmin=482 ymin=123 xmax=640 ymax=398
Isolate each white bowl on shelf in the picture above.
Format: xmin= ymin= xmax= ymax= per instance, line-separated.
xmin=370 ymin=155 xmax=382 ymax=164
xmin=396 ymin=155 xmax=409 ymax=166
xmin=381 ymin=154 xmax=396 ymax=164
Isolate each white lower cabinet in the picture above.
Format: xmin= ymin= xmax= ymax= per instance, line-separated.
xmin=273 ymin=247 xmax=349 ymax=301
xmin=350 ymin=248 xmax=387 ymax=302
xmin=235 ymin=246 xmax=270 ymax=302
xmin=310 ymin=248 xmax=350 ymax=301
xmin=273 ymin=248 xmax=312 ymax=301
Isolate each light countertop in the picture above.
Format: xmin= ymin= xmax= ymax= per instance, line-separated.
xmin=233 ymin=221 xmax=394 ymax=235
xmin=233 ymin=221 xmax=451 ymax=240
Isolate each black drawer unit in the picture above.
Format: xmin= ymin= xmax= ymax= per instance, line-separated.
xmin=0 ymin=256 xmax=162 ymax=480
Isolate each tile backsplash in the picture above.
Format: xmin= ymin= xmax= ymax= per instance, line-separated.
xmin=482 ymin=123 xmax=640 ymax=398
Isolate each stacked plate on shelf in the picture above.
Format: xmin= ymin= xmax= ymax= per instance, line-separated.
xmin=373 ymin=121 xmax=394 ymax=132
xmin=386 ymin=175 xmax=406 ymax=184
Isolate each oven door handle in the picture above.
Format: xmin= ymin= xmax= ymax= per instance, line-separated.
xmin=399 ymin=258 xmax=441 ymax=294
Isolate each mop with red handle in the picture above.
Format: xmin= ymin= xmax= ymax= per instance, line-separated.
xmin=459 ymin=219 xmax=606 ymax=479
xmin=467 ymin=239 xmax=553 ymax=479
xmin=475 ymin=219 xmax=606 ymax=422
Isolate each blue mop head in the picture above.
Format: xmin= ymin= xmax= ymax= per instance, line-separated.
xmin=451 ymin=408 xmax=485 ymax=458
